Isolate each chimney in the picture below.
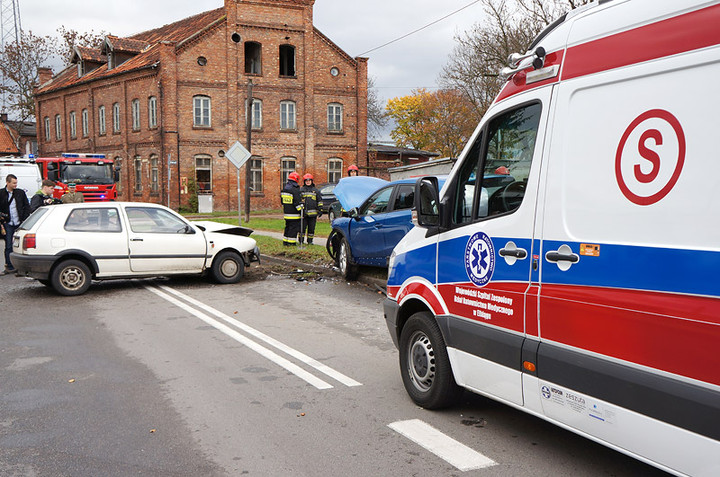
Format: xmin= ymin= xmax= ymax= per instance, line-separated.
xmin=37 ymin=67 xmax=53 ymax=85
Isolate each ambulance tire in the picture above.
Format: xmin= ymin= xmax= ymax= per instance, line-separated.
xmin=51 ymin=259 xmax=91 ymax=296
xmin=338 ymin=238 xmax=358 ymax=280
xmin=211 ymin=250 xmax=245 ymax=284
xmin=399 ymin=311 xmax=462 ymax=409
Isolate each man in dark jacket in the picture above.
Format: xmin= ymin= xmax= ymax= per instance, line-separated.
xmin=299 ymin=173 xmax=323 ymax=245
xmin=281 ymin=172 xmax=302 ymax=246
xmin=0 ymin=174 xmax=31 ymax=274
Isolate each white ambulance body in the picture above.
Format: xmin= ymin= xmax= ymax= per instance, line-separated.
xmin=383 ymin=1 xmax=720 ymax=475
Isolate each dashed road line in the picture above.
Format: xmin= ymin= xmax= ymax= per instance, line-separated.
xmin=388 ymin=419 xmax=497 ymax=472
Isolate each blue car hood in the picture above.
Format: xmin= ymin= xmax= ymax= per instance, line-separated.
xmin=333 ymin=176 xmax=389 ymax=211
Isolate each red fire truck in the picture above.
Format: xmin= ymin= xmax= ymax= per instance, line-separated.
xmin=35 ymin=153 xmax=119 ymax=202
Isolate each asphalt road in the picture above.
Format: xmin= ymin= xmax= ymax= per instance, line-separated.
xmin=0 ymin=265 xmax=670 ymax=476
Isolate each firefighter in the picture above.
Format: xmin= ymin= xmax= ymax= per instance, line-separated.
xmin=347 ymin=164 xmax=359 ymax=176
xmin=280 ymin=171 xmax=302 ymax=246
xmin=299 ymin=173 xmax=323 ymax=245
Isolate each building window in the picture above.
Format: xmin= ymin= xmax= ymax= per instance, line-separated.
xmin=98 ymin=105 xmax=106 ymax=135
xmin=195 ymin=155 xmax=212 ymax=191
xmin=134 ymin=156 xmax=142 ymax=192
xmin=115 ymin=157 xmax=122 ymax=193
xmin=246 ymin=99 xmax=262 ymax=129
xmin=280 ymin=100 xmax=296 ymax=130
xmin=250 ymin=157 xmax=263 ymax=193
xmin=69 ymin=112 xmax=76 ymax=139
xmin=131 ymin=99 xmax=140 ymax=131
xmin=55 ymin=114 xmax=62 ymax=140
xmin=328 ymin=103 xmax=343 ymax=132
xmin=113 ymin=103 xmax=121 ymax=133
xmin=327 ymin=158 xmax=343 ymax=183
xmin=148 ymin=96 xmax=157 ymax=128
xmin=193 ymin=95 xmax=211 ymax=127
xmin=279 ymin=45 xmax=296 ymax=77
xmin=150 ymin=155 xmax=159 ymax=193
xmin=245 ymin=42 xmax=262 ymax=75
xmin=281 ymin=157 xmax=296 ymax=184
xmin=82 ymin=109 xmax=89 ymax=137
xmin=44 ymin=117 xmax=50 ymax=141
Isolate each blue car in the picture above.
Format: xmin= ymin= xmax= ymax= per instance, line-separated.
xmin=326 ymin=176 xmax=446 ymax=279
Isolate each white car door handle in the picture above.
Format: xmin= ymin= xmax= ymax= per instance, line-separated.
xmin=130 ymin=238 xmax=143 ymax=242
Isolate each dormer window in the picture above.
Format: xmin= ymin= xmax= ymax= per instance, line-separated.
xmin=108 ymin=52 xmax=114 ymax=69
xmin=77 ymin=62 xmax=84 ymax=77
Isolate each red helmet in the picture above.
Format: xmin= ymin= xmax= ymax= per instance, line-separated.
xmin=303 ymin=173 xmax=313 ymax=181
xmin=348 ymin=165 xmax=359 ymax=172
xmin=494 ymin=166 xmax=510 ymax=175
xmin=288 ymin=172 xmax=300 ymax=182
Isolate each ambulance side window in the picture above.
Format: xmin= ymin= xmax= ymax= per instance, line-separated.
xmin=452 ymin=102 xmax=541 ymax=225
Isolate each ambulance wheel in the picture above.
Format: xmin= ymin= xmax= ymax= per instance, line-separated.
xmin=51 ymin=259 xmax=91 ymax=296
xmin=338 ymin=238 xmax=358 ymax=280
xmin=211 ymin=251 xmax=245 ymax=284
xmin=399 ymin=311 xmax=462 ymax=409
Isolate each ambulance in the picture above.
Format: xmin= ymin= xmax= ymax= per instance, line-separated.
xmin=383 ymin=1 xmax=720 ymax=475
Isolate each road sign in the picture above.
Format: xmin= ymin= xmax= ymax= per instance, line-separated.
xmin=226 ymin=141 xmax=252 ymax=170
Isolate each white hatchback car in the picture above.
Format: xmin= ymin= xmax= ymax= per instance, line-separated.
xmin=11 ymin=202 xmax=260 ymax=295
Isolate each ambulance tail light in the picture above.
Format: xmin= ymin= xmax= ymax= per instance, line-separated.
xmin=23 ymin=234 xmax=36 ymax=250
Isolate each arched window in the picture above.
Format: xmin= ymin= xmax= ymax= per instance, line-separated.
xmin=82 ymin=109 xmax=89 ymax=137
xmin=113 ymin=103 xmax=121 ymax=133
xmin=55 ymin=114 xmax=62 ymax=140
xmin=131 ymin=99 xmax=141 ymax=131
xmin=43 ymin=117 xmax=50 ymax=141
xmin=98 ymin=105 xmax=106 ymax=135
xmin=69 ymin=111 xmax=76 ymax=139
xmin=245 ymin=41 xmax=262 ymax=75
xmin=148 ymin=96 xmax=158 ymax=128
xmin=279 ymin=44 xmax=295 ymax=77
xmin=193 ymin=95 xmax=211 ymax=127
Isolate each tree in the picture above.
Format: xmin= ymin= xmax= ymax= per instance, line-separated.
xmin=0 ymin=31 xmax=57 ymax=121
xmin=386 ymin=88 xmax=478 ymax=158
xmin=367 ymin=76 xmax=387 ymax=139
xmin=440 ymin=0 xmax=591 ymax=118
xmin=56 ymin=26 xmax=107 ymax=62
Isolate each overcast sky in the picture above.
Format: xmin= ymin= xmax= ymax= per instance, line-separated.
xmin=19 ymin=0 xmax=488 ymax=140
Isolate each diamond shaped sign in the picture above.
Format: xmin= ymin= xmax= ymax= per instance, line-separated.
xmin=225 ymin=141 xmax=251 ymax=169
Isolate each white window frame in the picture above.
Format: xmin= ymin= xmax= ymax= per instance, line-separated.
xmin=69 ymin=111 xmax=76 ymax=139
xmin=194 ymin=95 xmax=211 ymax=127
xmin=82 ymin=109 xmax=89 ymax=137
xmin=327 ymin=158 xmax=343 ymax=183
xmin=328 ymin=103 xmax=343 ymax=132
xmin=246 ymin=98 xmax=262 ymax=129
xmin=195 ymin=155 xmax=212 ymax=191
xmin=131 ymin=99 xmax=140 ymax=131
xmin=55 ymin=114 xmax=61 ymax=140
xmin=148 ymin=96 xmax=158 ymax=128
xmin=250 ymin=157 xmax=263 ymax=192
xmin=44 ymin=117 xmax=50 ymax=141
xmin=280 ymin=100 xmax=296 ymax=130
xmin=113 ymin=103 xmax=121 ymax=133
xmin=281 ymin=157 xmax=296 ymax=184
xmin=98 ymin=105 xmax=106 ymax=135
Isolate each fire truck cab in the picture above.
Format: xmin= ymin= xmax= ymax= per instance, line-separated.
xmin=35 ymin=153 xmax=118 ymax=202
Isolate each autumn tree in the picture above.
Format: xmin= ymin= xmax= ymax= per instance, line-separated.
xmin=386 ymin=88 xmax=478 ymax=158
xmin=440 ymin=0 xmax=591 ymax=118
xmin=0 ymin=31 xmax=57 ymax=121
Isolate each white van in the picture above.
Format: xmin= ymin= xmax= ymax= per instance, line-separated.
xmin=0 ymin=157 xmax=42 ymax=197
xmin=383 ymin=1 xmax=720 ymax=476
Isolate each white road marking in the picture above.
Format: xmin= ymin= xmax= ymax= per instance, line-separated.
xmin=144 ymin=284 xmax=333 ymax=390
xmin=388 ymin=419 xmax=497 ymax=472
xmin=157 ymin=284 xmax=362 ymax=387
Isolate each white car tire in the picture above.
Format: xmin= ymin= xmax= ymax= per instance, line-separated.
xmin=211 ymin=251 xmax=245 ymax=284
xmin=51 ymin=259 xmax=92 ymax=296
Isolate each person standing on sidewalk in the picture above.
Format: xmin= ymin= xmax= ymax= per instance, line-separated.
xmin=299 ymin=173 xmax=323 ymax=245
xmin=0 ymin=174 xmax=31 ymax=274
xmin=61 ymin=183 xmax=85 ymax=203
xmin=281 ymin=172 xmax=302 ymax=246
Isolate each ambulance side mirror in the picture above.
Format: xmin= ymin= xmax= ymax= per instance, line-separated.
xmin=413 ymin=177 xmax=440 ymax=227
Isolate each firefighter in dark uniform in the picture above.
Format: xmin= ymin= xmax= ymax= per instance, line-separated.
xmin=347 ymin=164 xmax=359 ymax=176
xmin=281 ymin=171 xmax=302 ymax=246
xmin=299 ymin=173 xmax=323 ymax=245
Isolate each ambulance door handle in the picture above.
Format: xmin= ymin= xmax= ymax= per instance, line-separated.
xmin=545 ymin=251 xmax=578 ymax=263
xmin=499 ymin=248 xmax=527 ymax=259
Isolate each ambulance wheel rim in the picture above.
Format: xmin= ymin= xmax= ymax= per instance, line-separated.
xmin=407 ymin=330 xmax=435 ymax=392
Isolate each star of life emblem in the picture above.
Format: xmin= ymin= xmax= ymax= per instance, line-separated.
xmin=464 ymin=232 xmax=495 ymax=287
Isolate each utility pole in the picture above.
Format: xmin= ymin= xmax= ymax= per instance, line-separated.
xmin=244 ymin=79 xmax=253 ymax=223
xmin=0 ymin=0 xmax=22 ymax=113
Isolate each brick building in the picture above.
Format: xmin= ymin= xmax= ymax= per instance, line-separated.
xmin=34 ymin=0 xmax=368 ymax=210
xmin=364 ymin=142 xmax=440 ymax=180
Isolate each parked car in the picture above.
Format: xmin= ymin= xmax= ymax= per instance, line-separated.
xmin=10 ymin=202 xmax=260 ymax=295
xmin=316 ymin=182 xmax=337 ymax=217
xmin=326 ymin=176 xmax=445 ymax=279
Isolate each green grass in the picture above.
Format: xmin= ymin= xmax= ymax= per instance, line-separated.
xmin=253 ymin=235 xmax=334 ymax=266
xmin=210 ymin=217 xmax=332 ymax=237
xmin=182 ymin=209 xmax=283 ymax=218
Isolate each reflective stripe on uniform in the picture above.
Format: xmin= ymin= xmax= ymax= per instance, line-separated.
xmin=284 ymin=214 xmax=301 ymax=219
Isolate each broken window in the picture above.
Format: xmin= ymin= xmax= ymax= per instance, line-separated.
xmin=245 ymin=42 xmax=262 ymax=75
xmin=279 ymin=45 xmax=295 ymax=77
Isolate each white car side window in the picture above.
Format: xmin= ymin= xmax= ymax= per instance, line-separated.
xmin=127 ymin=207 xmax=189 ymax=233
xmin=65 ymin=208 xmax=122 ymax=232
